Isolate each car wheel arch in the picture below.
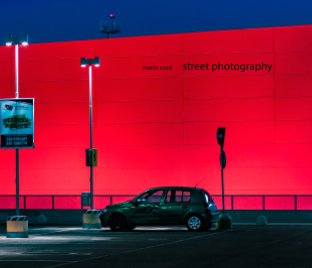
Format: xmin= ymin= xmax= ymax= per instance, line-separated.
xmin=108 ymin=212 xmax=128 ymax=231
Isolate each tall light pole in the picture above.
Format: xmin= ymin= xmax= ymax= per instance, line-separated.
xmin=6 ymin=34 xmax=28 ymax=216
xmin=80 ymin=57 xmax=100 ymax=209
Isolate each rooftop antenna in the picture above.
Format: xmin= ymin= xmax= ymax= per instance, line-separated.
xmin=194 ymin=178 xmax=205 ymax=188
xmin=100 ymin=12 xmax=120 ymax=38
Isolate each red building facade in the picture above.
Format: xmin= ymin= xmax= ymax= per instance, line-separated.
xmin=1 ymin=25 xmax=311 ymax=201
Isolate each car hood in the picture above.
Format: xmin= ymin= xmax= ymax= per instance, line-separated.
xmin=106 ymin=201 xmax=133 ymax=210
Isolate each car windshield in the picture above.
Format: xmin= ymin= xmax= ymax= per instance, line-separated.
xmin=132 ymin=191 xmax=148 ymax=201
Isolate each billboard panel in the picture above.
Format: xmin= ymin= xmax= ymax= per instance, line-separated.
xmin=0 ymin=98 xmax=34 ymax=148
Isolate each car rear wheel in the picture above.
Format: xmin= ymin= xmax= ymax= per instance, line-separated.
xmin=186 ymin=214 xmax=203 ymax=231
xmin=108 ymin=213 xmax=127 ymax=231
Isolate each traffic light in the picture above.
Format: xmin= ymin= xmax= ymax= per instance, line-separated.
xmin=86 ymin=148 xmax=98 ymax=167
xmin=217 ymin=127 xmax=226 ymax=147
xmin=217 ymin=127 xmax=226 ymax=168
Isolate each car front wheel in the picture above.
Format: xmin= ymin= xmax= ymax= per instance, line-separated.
xmin=186 ymin=214 xmax=203 ymax=231
xmin=108 ymin=213 xmax=127 ymax=231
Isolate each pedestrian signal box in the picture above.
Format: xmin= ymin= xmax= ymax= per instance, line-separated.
xmin=86 ymin=148 xmax=97 ymax=167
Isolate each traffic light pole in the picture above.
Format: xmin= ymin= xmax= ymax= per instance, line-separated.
xmin=217 ymin=127 xmax=226 ymax=212
xmin=216 ymin=127 xmax=232 ymax=230
xmin=220 ymin=146 xmax=225 ymax=213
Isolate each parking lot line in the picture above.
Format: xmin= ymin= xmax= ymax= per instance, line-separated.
xmin=44 ymin=230 xmax=225 ymax=268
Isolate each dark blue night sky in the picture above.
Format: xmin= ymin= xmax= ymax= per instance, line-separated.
xmin=1 ymin=0 xmax=312 ymax=44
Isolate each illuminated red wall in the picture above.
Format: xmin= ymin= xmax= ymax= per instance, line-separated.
xmin=1 ymin=25 xmax=312 ymax=196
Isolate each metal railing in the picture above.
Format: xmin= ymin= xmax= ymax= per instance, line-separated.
xmin=0 ymin=194 xmax=311 ymax=211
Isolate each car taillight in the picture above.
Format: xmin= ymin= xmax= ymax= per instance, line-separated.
xmin=205 ymin=205 xmax=211 ymax=214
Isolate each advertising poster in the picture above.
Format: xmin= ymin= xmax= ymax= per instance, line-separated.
xmin=0 ymin=98 xmax=34 ymax=148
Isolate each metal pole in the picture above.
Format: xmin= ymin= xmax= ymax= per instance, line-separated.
xmin=16 ymin=150 xmax=20 ymax=215
xmin=15 ymin=44 xmax=20 ymax=216
xmin=15 ymin=44 xmax=19 ymax=98
xmin=221 ymin=164 xmax=225 ymax=213
xmin=221 ymin=146 xmax=225 ymax=213
xmin=89 ymin=65 xmax=94 ymax=209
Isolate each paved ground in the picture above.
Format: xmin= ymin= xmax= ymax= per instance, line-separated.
xmin=0 ymin=224 xmax=311 ymax=268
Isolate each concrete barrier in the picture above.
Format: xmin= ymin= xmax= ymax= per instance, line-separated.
xmin=6 ymin=215 xmax=29 ymax=238
xmin=82 ymin=209 xmax=101 ymax=229
xmin=0 ymin=210 xmax=311 ymax=226
xmin=256 ymin=215 xmax=268 ymax=225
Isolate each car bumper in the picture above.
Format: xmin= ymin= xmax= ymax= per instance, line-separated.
xmin=99 ymin=213 xmax=110 ymax=227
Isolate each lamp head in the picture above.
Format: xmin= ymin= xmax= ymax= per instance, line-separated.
xmin=5 ymin=34 xmax=28 ymax=46
xmin=80 ymin=58 xmax=88 ymax=68
xmin=80 ymin=57 xmax=100 ymax=67
xmin=20 ymin=34 xmax=29 ymax=46
xmin=5 ymin=34 xmax=13 ymax=46
xmin=93 ymin=57 xmax=100 ymax=67
xmin=21 ymin=40 xmax=28 ymax=46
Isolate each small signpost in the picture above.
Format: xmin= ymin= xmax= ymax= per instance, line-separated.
xmin=0 ymin=98 xmax=34 ymax=238
xmin=3 ymin=35 xmax=33 ymax=238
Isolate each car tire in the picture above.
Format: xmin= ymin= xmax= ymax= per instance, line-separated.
xmin=186 ymin=214 xmax=203 ymax=231
xmin=108 ymin=213 xmax=127 ymax=231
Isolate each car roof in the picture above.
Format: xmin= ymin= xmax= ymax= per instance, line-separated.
xmin=147 ymin=186 xmax=205 ymax=192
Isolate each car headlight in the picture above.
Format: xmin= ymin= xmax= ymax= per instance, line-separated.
xmin=101 ymin=207 xmax=109 ymax=214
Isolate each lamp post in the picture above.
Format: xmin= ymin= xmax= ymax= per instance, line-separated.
xmin=6 ymin=34 xmax=28 ymax=216
xmin=80 ymin=57 xmax=100 ymax=209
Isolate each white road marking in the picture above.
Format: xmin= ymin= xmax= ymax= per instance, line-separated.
xmin=43 ymin=231 xmax=225 ymax=268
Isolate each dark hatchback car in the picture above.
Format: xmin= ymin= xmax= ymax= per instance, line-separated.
xmin=100 ymin=186 xmax=219 ymax=231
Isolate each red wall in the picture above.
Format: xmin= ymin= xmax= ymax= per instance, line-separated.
xmin=1 ymin=25 xmax=312 ymax=196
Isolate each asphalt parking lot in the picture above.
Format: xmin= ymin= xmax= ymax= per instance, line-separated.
xmin=0 ymin=224 xmax=311 ymax=268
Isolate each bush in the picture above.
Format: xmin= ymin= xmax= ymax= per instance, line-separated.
xmin=216 ymin=214 xmax=232 ymax=231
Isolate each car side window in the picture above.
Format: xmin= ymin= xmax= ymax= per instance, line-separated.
xmin=183 ymin=191 xmax=191 ymax=203
xmin=165 ymin=190 xmax=173 ymax=203
xmin=165 ymin=190 xmax=191 ymax=203
xmin=146 ymin=190 xmax=164 ymax=204
xmin=175 ymin=191 xmax=183 ymax=202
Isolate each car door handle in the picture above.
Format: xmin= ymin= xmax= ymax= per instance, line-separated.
xmin=182 ymin=205 xmax=188 ymax=209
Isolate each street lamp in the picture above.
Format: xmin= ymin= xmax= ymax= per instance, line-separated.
xmin=6 ymin=34 xmax=28 ymax=216
xmin=80 ymin=57 xmax=100 ymax=209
